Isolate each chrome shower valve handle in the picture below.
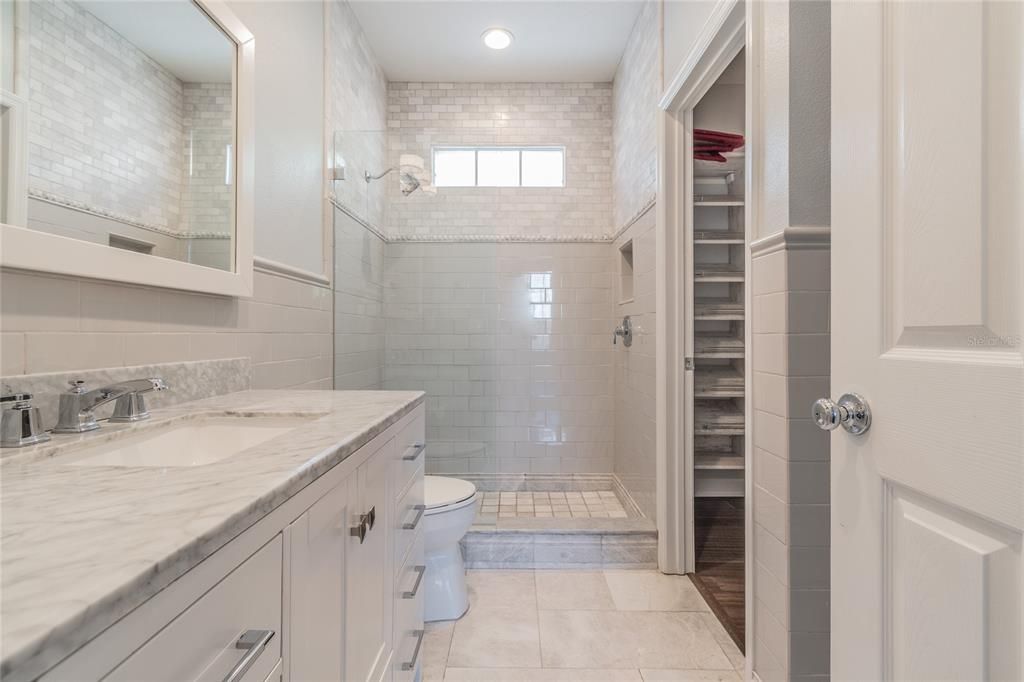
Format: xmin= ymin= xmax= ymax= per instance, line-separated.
xmin=613 ymin=315 xmax=633 ymax=347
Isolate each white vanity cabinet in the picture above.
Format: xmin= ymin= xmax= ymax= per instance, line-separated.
xmin=39 ymin=402 xmax=426 ymax=682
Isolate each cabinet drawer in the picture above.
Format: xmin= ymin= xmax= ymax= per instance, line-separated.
xmin=393 ymin=533 xmax=425 ymax=682
xmin=106 ymin=536 xmax=282 ymax=682
xmin=394 ymin=465 xmax=424 ymax=564
xmin=394 ymin=407 xmax=426 ymax=493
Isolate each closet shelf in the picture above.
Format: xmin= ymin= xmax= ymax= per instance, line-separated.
xmin=694 ymin=333 xmax=744 ymax=359
xmin=694 ymin=299 xmax=744 ymax=320
xmin=694 ymin=367 xmax=744 ymax=398
xmin=694 ymin=152 xmax=744 ymax=179
xmin=695 ymin=196 xmax=745 ymax=207
xmin=694 ymin=231 xmax=744 ymax=244
xmin=695 ymin=452 xmax=745 ymax=470
xmin=693 ymin=263 xmax=745 ymax=282
xmin=695 ymin=400 xmax=745 ymax=436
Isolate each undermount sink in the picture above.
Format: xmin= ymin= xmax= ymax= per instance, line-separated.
xmin=66 ymin=414 xmax=318 ymax=468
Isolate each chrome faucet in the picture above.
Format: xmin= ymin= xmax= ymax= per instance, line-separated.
xmin=54 ymin=378 xmax=169 ymax=433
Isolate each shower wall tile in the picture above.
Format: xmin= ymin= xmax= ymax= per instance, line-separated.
xmin=386 ymin=82 xmax=613 ymax=239
xmin=612 ymin=0 xmax=659 ymax=232
xmin=612 ymin=208 xmax=657 ymax=519
xmin=334 ymin=207 xmax=387 ymax=389
xmin=326 ymin=0 xmax=389 ymax=230
xmin=605 ymin=0 xmax=660 ymax=519
xmin=383 ymin=242 xmax=616 ymax=474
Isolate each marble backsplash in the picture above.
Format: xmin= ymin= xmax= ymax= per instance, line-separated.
xmin=0 ymin=357 xmax=252 ymax=430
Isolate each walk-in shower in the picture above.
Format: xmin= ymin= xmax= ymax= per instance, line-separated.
xmin=331 ymin=124 xmax=657 ymax=571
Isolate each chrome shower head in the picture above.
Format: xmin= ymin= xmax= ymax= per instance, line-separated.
xmin=399 ymin=172 xmax=421 ymax=196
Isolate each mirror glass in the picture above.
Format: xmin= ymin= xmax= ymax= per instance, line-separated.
xmin=17 ymin=0 xmax=236 ymax=271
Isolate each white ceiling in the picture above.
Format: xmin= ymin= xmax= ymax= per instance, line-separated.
xmin=349 ymin=1 xmax=645 ymax=82
xmin=82 ymin=0 xmax=233 ymax=83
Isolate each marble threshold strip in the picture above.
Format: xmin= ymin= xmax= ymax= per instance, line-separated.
xmin=329 ymin=193 xmax=656 ymax=244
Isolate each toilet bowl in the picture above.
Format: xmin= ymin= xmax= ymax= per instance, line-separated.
xmin=422 ymin=475 xmax=478 ymax=622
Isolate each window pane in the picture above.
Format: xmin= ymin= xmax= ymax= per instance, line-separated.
xmin=477 ymin=150 xmax=520 ymax=187
xmin=521 ymin=149 xmax=564 ymax=187
xmin=433 ymin=149 xmax=475 ymax=186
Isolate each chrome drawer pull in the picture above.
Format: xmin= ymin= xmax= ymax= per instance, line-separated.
xmin=402 ymin=565 xmax=427 ymax=599
xmin=401 ymin=629 xmax=426 ymax=671
xmin=403 ymin=504 xmax=426 ymax=530
xmin=402 ymin=442 xmax=426 ymax=461
xmin=222 ymin=629 xmax=275 ymax=682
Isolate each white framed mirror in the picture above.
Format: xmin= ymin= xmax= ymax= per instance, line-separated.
xmin=0 ymin=0 xmax=254 ymax=297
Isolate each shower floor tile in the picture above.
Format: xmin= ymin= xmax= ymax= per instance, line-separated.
xmin=477 ymin=490 xmax=629 ymax=520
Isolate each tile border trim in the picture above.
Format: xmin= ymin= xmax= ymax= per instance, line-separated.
xmin=29 ymin=190 xmax=231 ymax=240
xmin=610 ymin=195 xmax=657 ymax=242
xmin=750 ymin=226 xmax=830 ymax=257
xmin=328 ymin=194 xmax=390 ymax=243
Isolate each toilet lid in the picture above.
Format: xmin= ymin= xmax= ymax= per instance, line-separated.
xmin=424 ymin=476 xmax=477 ymax=510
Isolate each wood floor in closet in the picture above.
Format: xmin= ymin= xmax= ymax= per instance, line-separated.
xmin=691 ymin=497 xmax=745 ymax=652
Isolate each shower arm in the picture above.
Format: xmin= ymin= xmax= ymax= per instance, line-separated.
xmin=364 ymin=168 xmax=396 ymax=182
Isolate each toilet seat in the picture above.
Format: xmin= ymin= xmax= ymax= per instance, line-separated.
xmin=424 ymin=476 xmax=477 ymax=515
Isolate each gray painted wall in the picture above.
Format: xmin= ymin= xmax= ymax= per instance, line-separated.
xmin=788 ymin=0 xmax=831 ymax=228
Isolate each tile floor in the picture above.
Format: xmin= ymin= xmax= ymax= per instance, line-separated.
xmin=422 ymin=569 xmax=744 ymax=682
xmin=477 ymin=491 xmax=630 ymax=520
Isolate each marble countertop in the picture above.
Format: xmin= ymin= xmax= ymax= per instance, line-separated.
xmin=0 ymin=389 xmax=424 ymax=681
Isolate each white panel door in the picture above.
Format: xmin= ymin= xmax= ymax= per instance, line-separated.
xmin=831 ymin=1 xmax=1023 ymax=680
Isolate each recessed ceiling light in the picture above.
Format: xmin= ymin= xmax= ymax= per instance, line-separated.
xmin=482 ymin=28 xmax=514 ymax=50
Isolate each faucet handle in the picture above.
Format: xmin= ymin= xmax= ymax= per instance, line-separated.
xmin=1 ymin=393 xmax=51 ymax=448
xmin=67 ymin=380 xmax=87 ymax=394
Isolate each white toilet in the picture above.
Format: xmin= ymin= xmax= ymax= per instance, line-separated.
xmin=422 ymin=475 xmax=479 ymax=622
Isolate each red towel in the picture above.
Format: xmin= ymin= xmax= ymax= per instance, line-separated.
xmin=694 ymin=128 xmax=744 ymax=163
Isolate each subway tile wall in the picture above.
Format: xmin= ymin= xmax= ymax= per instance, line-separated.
xmin=0 ymin=268 xmax=333 ymax=390
xmin=28 ymin=0 xmax=231 ymax=238
xmin=333 ymin=208 xmax=386 ymax=389
xmin=751 ymin=237 xmax=831 ymax=682
xmin=612 ymin=208 xmax=657 ymax=519
xmin=612 ymin=0 xmax=659 ymax=231
xmin=180 ymin=82 xmax=234 ymax=237
xmin=383 ymin=242 xmax=616 ymax=473
xmin=610 ymin=0 xmax=660 ymax=518
xmin=28 ymin=0 xmax=183 ymax=232
xmin=326 ymin=0 xmax=389 ymax=229
xmin=385 ymin=82 xmax=613 ymax=238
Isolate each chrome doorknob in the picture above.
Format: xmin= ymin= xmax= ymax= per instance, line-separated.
xmin=812 ymin=393 xmax=871 ymax=435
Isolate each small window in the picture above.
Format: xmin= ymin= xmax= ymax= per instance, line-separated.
xmin=432 ymin=147 xmax=565 ymax=188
